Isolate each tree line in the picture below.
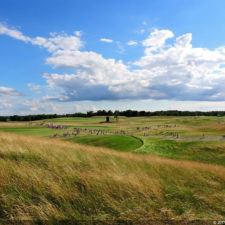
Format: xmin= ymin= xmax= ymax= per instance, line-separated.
xmin=0 ymin=110 xmax=224 ymax=122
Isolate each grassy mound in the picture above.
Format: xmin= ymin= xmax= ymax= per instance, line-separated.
xmin=0 ymin=132 xmax=225 ymax=222
xmin=136 ymin=137 xmax=225 ymax=166
xmin=66 ymin=135 xmax=143 ymax=152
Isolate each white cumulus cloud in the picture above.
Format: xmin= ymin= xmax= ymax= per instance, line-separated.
xmin=1 ymin=23 xmax=225 ymax=102
xmin=0 ymin=23 xmax=83 ymax=53
xmin=142 ymin=29 xmax=174 ymax=53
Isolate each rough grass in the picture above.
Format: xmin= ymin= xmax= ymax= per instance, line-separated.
xmin=66 ymin=135 xmax=143 ymax=152
xmin=0 ymin=132 xmax=225 ymax=223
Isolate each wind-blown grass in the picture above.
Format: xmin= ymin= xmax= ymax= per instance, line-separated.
xmin=0 ymin=132 xmax=224 ymax=223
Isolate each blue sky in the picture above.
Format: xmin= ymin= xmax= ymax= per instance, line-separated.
xmin=1 ymin=0 xmax=225 ymax=115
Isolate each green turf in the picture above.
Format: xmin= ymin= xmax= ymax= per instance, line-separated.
xmin=66 ymin=135 xmax=143 ymax=152
xmin=40 ymin=116 xmax=108 ymax=123
xmin=0 ymin=127 xmax=62 ymax=137
xmin=134 ymin=137 xmax=225 ymax=166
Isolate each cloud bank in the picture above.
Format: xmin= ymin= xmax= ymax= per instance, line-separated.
xmin=1 ymin=24 xmax=225 ymax=103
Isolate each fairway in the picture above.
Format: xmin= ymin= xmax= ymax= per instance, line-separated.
xmin=66 ymin=135 xmax=143 ymax=151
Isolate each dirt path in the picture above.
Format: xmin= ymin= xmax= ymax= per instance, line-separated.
xmin=147 ymin=135 xmax=225 ymax=141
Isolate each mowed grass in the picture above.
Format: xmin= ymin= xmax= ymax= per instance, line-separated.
xmin=135 ymin=137 xmax=225 ymax=166
xmin=0 ymin=132 xmax=225 ymax=222
xmin=0 ymin=125 xmax=115 ymax=137
xmin=66 ymin=135 xmax=143 ymax=152
xmin=41 ymin=116 xmax=106 ymax=124
xmin=0 ymin=126 xmax=64 ymax=137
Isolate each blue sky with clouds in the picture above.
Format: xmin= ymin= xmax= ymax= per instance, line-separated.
xmin=1 ymin=0 xmax=225 ymax=115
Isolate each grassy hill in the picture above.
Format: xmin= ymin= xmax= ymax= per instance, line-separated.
xmin=135 ymin=137 xmax=225 ymax=166
xmin=66 ymin=135 xmax=143 ymax=152
xmin=0 ymin=132 xmax=225 ymax=223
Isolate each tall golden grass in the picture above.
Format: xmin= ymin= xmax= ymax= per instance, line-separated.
xmin=0 ymin=132 xmax=224 ymax=223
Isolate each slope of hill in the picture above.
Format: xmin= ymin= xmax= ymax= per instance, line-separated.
xmin=66 ymin=135 xmax=143 ymax=152
xmin=0 ymin=132 xmax=224 ymax=223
